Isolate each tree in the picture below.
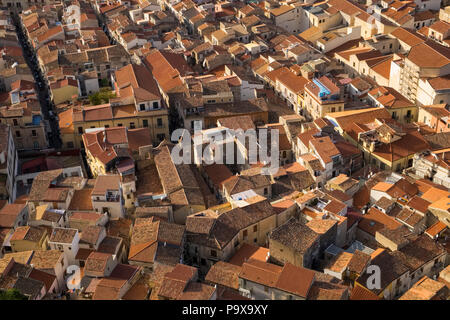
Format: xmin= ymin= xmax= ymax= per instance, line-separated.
xmin=88 ymin=88 xmax=116 ymax=106
xmin=100 ymin=78 xmax=109 ymax=87
xmin=0 ymin=289 xmax=28 ymax=300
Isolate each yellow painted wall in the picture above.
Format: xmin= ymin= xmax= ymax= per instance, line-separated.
xmin=11 ymin=235 xmax=48 ymax=252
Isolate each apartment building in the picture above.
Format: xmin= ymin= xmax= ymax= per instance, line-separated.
xmin=417 ymin=104 xmax=450 ymax=132
xmin=83 ymin=126 xmax=153 ymax=208
xmin=184 ymin=200 xmax=277 ymax=275
xmin=58 ymin=74 xmax=168 ymax=151
xmin=275 ymin=70 xmax=309 ymax=111
xmin=267 ymin=5 xmax=304 ymax=34
xmin=302 ymin=76 xmax=344 ymax=120
xmin=0 ymin=98 xmax=48 ymax=150
xmin=396 ymin=42 xmax=450 ymax=103
xmin=91 ymin=175 xmax=125 ymax=219
xmin=417 ymin=76 xmax=450 ymax=106
xmin=326 ymin=108 xmax=430 ymax=171
xmin=367 ymin=86 xmax=418 ymax=123
xmin=0 ymin=0 xmax=60 ymax=12
xmin=413 ymin=150 xmax=450 ymax=188
xmin=0 ymin=123 xmax=18 ymax=201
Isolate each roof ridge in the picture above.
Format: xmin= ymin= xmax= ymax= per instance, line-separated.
xmin=425 ymin=41 xmax=450 ymax=61
xmin=130 ymin=64 xmax=140 ymax=89
xmin=128 ymin=239 xmax=156 ymax=259
xmin=244 ymin=260 xmax=281 ymax=277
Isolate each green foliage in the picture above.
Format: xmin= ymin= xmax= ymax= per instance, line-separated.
xmin=0 ymin=289 xmax=28 ymax=300
xmin=100 ymin=78 xmax=110 ymax=87
xmin=88 ymin=88 xmax=116 ymax=105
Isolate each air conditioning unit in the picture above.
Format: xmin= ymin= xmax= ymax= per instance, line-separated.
xmin=238 ymin=288 xmax=251 ymax=297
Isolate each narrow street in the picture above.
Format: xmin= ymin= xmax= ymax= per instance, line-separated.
xmin=11 ymin=13 xmax=62 ymax=150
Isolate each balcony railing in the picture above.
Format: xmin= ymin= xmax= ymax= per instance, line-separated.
xmin=106 ymin=195 xmax=120 ymax=202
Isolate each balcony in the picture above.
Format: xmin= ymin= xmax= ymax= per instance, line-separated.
xmin=105 ymin=192 xmax=120 ymax=202
xmin=332 ymin=156 xmax=343 ymax=169
xmin=105 ymin=195 xmax=120 ymax=202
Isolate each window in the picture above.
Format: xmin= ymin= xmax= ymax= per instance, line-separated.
xmin=143 ymin=120 xmax=148 ymax=127
xmin=15 ymin=131 xmax=20 ymax=138
xmin=13 ymin=119 xmax=18 ymax=126
xmin=157 ymin=118 xmax=163 ymax=127
xmin=153 ymin=101 xmax=159 ymax=109
xmin=140 ymin=104 xmax=146 ymax=111
xmin=264 ymin=188 xmax=268 ymax=195
xmin=210 ymin=250 xmax=217 ymax=257
xmin=243 ymin=229 xmax=248 ymax=239
xmin=129 ymin=122 xmax=135 ymax=129
xmin=118 ymin=123 xmax=123 ymax=127
xmin=253 ymin=225 xmax=257 ymax=232
xmin=78 ymin=127 xmax=83 ymax=134
xmin=104 ymin=125 xmax=109 ymax=128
